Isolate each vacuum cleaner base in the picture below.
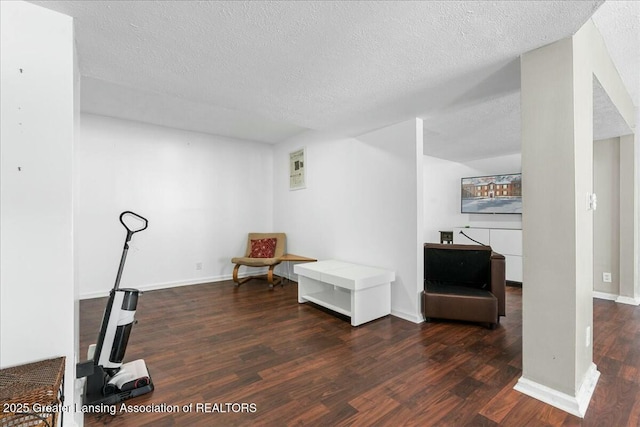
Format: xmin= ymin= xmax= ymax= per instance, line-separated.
xmin=83 ymin=359 xmax=154 ymax=407
xmin=84 ymin=382 xmax=155 ymax=407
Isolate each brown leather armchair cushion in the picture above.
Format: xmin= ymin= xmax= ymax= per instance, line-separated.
xmin=422 ymin=243 xmax=506 ymax=328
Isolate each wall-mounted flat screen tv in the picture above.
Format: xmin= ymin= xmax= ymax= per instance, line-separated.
xmin=461 ymin=173 xmax=522 ymax=214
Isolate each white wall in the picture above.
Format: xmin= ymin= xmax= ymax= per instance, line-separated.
xmin=273 ymin=119 xmax=424 ymax=323
xmin=423 ymin=153 xmax=522 ymax=244
xmin=0 ymin=0 xmax=78 ymax=422
xmin=77 ymin=114 xmax=274 ymax=298
xmin=593 ymin=137 xmax=620 ymax=296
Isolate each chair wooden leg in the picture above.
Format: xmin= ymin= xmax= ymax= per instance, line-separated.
xmin=235 ymin=264 xmax=281 ymax=289
xmin=267 ymin=265 xmax=282 ymax=289
xmin=233 ymin=264 xmax=251 ymax=286
xmin=268 ymin=266 xmax=275 ymax=289
xmin=233 ymin=264 xmax=240 ymax=286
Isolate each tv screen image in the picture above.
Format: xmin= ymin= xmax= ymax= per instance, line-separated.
xmin=461 ymin=173 xmax=522 ymax=214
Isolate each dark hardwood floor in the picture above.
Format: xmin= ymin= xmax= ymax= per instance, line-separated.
xmin=80 ymin=280 xmax=640 ymax=426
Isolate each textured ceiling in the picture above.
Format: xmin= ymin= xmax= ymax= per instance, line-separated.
xmin=592 ymin=1 xmax=640 ymax=105
xmin=29 ymin=1 xmax=638 ymax=161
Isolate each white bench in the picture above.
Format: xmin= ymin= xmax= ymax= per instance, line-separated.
xmin=294 ymin=260 xmax=396 ymax=326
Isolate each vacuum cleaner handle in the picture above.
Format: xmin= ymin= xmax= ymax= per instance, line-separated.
xmin=120 ymin=211 xmax=148 ymax=242
xmin=113 ymin=211 xmax=148 ymax=291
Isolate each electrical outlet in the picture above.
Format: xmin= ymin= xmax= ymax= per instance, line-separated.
xmin=603 ymin=272 xmax=612 ymax=283
xmin=196 ymin=262 xmax=202 ymax=271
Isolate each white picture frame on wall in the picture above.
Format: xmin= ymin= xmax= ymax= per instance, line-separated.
xmin=289 ymin=147 xmax=306 ymax=190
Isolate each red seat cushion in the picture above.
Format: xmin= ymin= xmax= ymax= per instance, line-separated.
xmin=249 ymin=238 xmax=277 ymax=258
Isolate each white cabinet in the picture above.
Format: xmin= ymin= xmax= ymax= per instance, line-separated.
xmin=453 ymin=227 xmax=523 ymax=283
xmin=490 ymin=229 xmax=523 ymax=283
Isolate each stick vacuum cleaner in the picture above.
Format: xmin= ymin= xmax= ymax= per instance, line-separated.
xmin=77 ymin=211 xmax=154 ymax=406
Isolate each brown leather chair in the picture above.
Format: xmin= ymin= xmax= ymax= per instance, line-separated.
xmin=422 ymin=243 xmax=506 ymax=328
xmin=232 ymin=233 xmax=286 ymax=289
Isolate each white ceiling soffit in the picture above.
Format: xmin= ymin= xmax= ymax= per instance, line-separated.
xmin=423 ymin=90 xmax=522 ymax=162
xmin=28 ymin=0 xmax=621 ymax=158
xmin=593 ymin=76 xmax=633 ymax=141
xmin=592 ymin=1 xmax=640 ymax=107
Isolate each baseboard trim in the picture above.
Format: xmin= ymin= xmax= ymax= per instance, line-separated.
xmin=615 ymin=295 xmax=640 ymax=306
xmin=79 ymin=269 xmax=270 ymax=300
xmin=514 ymin=363 xmax=600 ymax=418
xmin=391 ymin=309 xmax=423 ymax=324
xmin=135 ymin=275 xmax=232 ymax=293
xmin=593 ymin=291 xmax=618 ymax=301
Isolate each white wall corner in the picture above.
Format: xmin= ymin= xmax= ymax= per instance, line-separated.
xmin=514 ymin=363 xmax=600 ymax=418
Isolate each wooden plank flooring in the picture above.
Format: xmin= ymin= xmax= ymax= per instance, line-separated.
xmin=80 ymin=281 xmax=640 ymax=426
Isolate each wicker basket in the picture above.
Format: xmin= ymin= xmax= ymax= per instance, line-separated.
xmin=0 ymin=357 xmax=65 ymax=427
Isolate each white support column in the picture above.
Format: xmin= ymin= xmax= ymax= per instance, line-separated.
xmin=517 ymin=35 xmax=598 ymax=418
xmin=517 ymin=19 xmax=636 ymax=418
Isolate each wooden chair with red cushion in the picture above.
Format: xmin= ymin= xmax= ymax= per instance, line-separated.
xmin=231 ymin=233 xmax=286 ymax=289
